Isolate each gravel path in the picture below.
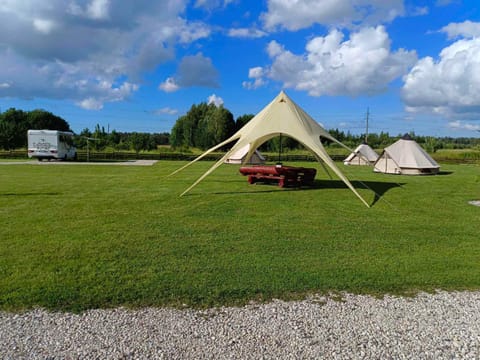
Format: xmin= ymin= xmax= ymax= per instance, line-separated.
xmin=0 ymin=160 xmax=158 ymax=166
xmin=1 ymin=291 xmax=479 ymax=359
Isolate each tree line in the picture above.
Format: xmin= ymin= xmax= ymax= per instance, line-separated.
xmin=169 ymin=103 xmax=480 ymax=153
xmin=170 ymin=102 xmax=311 ymax=152
xmin=0 ymin=108 xmax=70 ymax=150
xmin=1 ymin=106 xmax=479 ymax=152
xmin=326 ymin=128 xmax=480 ymax=153
xmin=75 ymin=125 xmax=169 ymax=154
xmin=0 ymin=108 xmax=169 ymax=152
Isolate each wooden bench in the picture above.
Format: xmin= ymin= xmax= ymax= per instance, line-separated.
xmin=239 ymin=165 xmax=316 ymax=188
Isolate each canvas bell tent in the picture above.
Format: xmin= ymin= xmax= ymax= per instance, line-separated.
xmin=373 ymin=134 xmax=440 ymax=175
xmin=169 ymin=91 xmax=370 ymax=207
xmin=344 ymin=143 xmax=379 ymax=166
xmin=224 ymin=144 xmax=265 ymax=164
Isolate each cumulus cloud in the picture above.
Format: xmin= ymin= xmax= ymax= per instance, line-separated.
xmin=67 ymin=0 xmax=112 ymax=20
xmin=440 ymin=20 xmax=480 ymax=39
xmin=177 ymin=21 xmax=211 ymax=44
xmin=159 ymin=77 xmax=180 ymax=93
xmin=0 ymin=49 xmax=140 ymax=107
xmin=261 ymin=0 xmax=404 ymax=31
xmin=87 ymin=0 xmax=111 ymax=19
xmin=247 ymin=26 xmax=416 ymax=97
xmin=242 ymin=67 xmax=266 ymax=89
xmin=194 ymin=0 xmax=235 ymax=10
xmin=77 ymin=97 xmax=104 ymax=110
xmin=207 ymin=94 xmax=224 ymax=106
xmin=401 ymin=30 xmax=480 ymax=119
xmin=448 ymin=120 xmax=480 ymax=131
xmin=74 ymin=81 xmax=139 ymax=110
xmin=159 ymin=53 xmax=219 ymax=91
xmin=228 ymin=27 xmax=268 ymax=38
xmin=32 ymin=18 xmax=57 ymax=34
xmin=0 ymin=1 xmax=210 ymax=109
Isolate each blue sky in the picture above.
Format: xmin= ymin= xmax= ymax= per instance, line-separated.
xmin=1 ymin=0 xmax=480 ymax=137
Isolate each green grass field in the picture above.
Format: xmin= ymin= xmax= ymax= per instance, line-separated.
xmin=0 ymin=161 xmax=479 ymax=312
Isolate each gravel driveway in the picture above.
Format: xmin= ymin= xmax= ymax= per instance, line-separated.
xmin=1 ymin=291 xmax=479 ymax=359
xmin=0 ymin=160 xmax=157 ymax=166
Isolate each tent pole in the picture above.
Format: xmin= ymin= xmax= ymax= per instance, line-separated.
xmin=278 ymin=133 xmax=282 ymax=164
xmin=312 ymin=153 xmax=332 ymax=179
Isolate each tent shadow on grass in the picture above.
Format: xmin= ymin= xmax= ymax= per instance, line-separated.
xmin=312 ymin=179 xmax=405 ymax=207
xmin=188 ymin=178 xmax=403 ymax=207
xmin=437 ymin=171 xmax=454 ymax=176
xmin=0 ymin=192 xmax=61 ymax=197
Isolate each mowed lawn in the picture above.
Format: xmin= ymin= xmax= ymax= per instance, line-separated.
xmin=0 ymin=161 xmax=479 ymax=312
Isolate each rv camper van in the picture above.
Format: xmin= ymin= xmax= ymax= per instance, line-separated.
xmin=27 ymin=130 xmax=77 ymax=161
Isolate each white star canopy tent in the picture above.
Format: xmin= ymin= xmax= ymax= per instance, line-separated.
xmin=169 ymin=91 xmax=370 ymax=207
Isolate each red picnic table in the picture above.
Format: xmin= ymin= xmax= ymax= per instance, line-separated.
xmin=239 ymin=164 xmax=316 ymax=188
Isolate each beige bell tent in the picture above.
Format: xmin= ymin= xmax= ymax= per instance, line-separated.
xmin=373 ymin=134 xmax=440 ymax=175
xmin=344 ymin=143 xmax=379 ymax=166
xmin=169 ymin=91 xmax=370 ymax=207
xmin=224 ymin=144 xmax=265 ymax=164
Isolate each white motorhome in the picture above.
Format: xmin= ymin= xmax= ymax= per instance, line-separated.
xmin=27 ymin=130 xmax=77 ymax=161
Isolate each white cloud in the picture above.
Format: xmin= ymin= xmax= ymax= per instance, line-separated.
xmin=160 ymin=53 xmax=219 ymax=91
xmin=33 ymin=18 xmax=57 ymax=34
xmin=108 ymin=81 xmax=139 ymax=101
xmin=77 ymin=97 xmax=104 ymax=110
xmin=159 ymin=77 xmax=180 ymax=93
xmin=155 ymin=107 xmax=179 ymax=115
xmin=261 ymin=0 xmax=404 ymax=31
xmin=248 ymin=67 xmax=264 ymax=78
xmin=178 ymin=21 xmax=211 ymax=43
xmin=194 ymin=0 xmax=235 ymax=10
xmin=0 ymin=1 xmax=211 ymax=109
xmin=0 ymin=82 xmax=10 ymax=88
xmin=266 ymin=41 xmax=283 ymax=57
xmin=228 ymin=27 xmax=268 ymax=38
xmin=249 ymin=26 xmax=416 ymax=97
xmin=75 ymin=81 xmax=138 ymax=110
xmin=242 ymin=66 xmax=266 ymax=89
xmin=207 ymin=94 xmax=224 ymax=106
xmin=410 ymin=6 xmax=429 ymax=16
xmin=401 ymin=34 xmax=480 ymax=119
xmin=448 ymin=120 xmax=480 ymax=131
xmin=440 ymin=20 xmax=480 ymax=39
xmin=87 ymin=0 xmax=111 ymax=20
xmin=68 ymin=0 xmax=111 ymax=20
